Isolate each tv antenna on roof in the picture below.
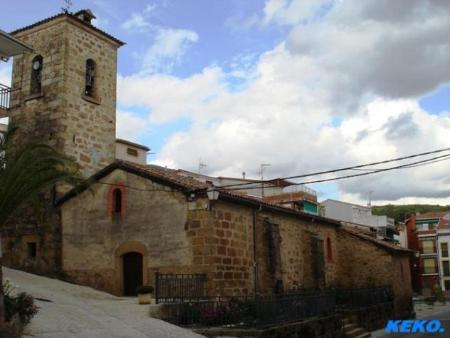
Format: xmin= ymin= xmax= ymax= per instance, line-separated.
xmin=198 ymin=160 xmax=207 ymax=174
xmin=260 ymin=163 xmax=271 ymax=198
xmin=62 ymin=0 xmax=73 ymax=13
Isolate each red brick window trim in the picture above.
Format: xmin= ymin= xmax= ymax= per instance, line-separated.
xmin=107 ymin=183 xmax=126 ymax=217
xmin=326 ymin=237 xmax=333 ymax=263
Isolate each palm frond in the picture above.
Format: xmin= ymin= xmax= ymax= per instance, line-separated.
xmin=0 ymin=124 xmax=81 ymax=227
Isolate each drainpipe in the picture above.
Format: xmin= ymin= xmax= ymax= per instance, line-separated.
xmin=253 ymin=207 xmax=259 ymax=299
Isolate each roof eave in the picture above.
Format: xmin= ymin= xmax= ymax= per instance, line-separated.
xmin=56 ymin=161 xmax=206 ymax=206
xmin=217 ymin=192 xmax=340 ymax=227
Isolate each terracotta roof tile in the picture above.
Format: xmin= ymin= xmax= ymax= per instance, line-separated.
xmin=121 ymin=161 xmax=210 ymax=190
xmin=341 ymin=226 xmax=413 ymax=255
xmin=11 ymin=11 xmax=124 ymax=46
xmin=416 ymin=211 xmax=448 ymax=219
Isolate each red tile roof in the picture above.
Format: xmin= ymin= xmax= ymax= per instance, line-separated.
xmin=341 ymin=226 xmax=413 ymax=255
xmin=57 ymin=160 xmax=340 ymax=226
xmin=416 ymin=211 xmax=448 ymax=219
xmin=11 ymin=11 xmax=124 ymax=46
xmin=57 ymin=160 xmax=211 ymax=205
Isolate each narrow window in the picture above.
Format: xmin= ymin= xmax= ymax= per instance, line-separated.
xmin=27 ymin=242 xmax=37 ymax=258
xmin=30 ymin=55 xmax=43 ymax=94
xmin=326 ymin=237 xmax=333 ymax=262
xmin=423 ymin=258 xmax=436 ymax=274
xmin=443 ymin=261 xmax=450 ymax=277
xmin=113 ymin=188 xmax=122 ymax=213
xmin=85 ymin=59 xmax=96 ymax=97
xmin=127 ymin=148 xmax=138 ymax=157
xmin=441 ymin=243 xmax=449 ymax=258
xmin=421 ymin=240 xmax=435 ymax=254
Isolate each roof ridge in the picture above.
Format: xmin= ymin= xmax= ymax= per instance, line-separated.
xmin=11 ymin=11 xmax=124 ymax=46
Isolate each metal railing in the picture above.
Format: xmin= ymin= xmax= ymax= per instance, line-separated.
xmin=0 ymin=84 xmax=11 ymax=110
xmin=335 ymin=286 xmax=393 ymax=309
xmin=163 ymin=287 xmax=393 ymax=328
xmin=166 ymin=291 xmax=336 ymax=328
xmin=155 ymin=272 xmax=208 ymax=304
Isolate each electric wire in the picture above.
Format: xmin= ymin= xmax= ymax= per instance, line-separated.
xmin=213 ymin=153 xmax=450 ymax=192
xmin=216 ymin=147 xmax=450 ymax=189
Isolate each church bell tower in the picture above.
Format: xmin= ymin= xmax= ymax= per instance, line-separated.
xmin=9 ymin=9 xmax=124 ymax=177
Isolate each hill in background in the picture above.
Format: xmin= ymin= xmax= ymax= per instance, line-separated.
xmin=371 ymin=204 xmax=450 ymax=222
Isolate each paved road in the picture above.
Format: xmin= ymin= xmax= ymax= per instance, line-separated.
xmin=4 ymin=267 xmax=205 ymax=338
xmin=375 ymin=307 xmax=450 ymax=338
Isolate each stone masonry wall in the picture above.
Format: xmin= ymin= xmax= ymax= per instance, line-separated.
xmin=336 ymin=229 xmax=413 ymax=317
xmin=5 ymin=15 xmax=121 ymax=280
xmin=61 ymin=170 xmax=202 ymax=295
xmin=11 ymin=16 xmax=119 ymax=178
xmin=2 ymin=194 xmax=62 ymax=276
xmin=196 ymin=200 xmax=340 ymax=296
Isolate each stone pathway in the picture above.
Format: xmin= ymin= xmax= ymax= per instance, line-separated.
xmin=371 ymin=301 xmax=450 ymax=337
xmin=4 ymin=267 xmax=205 ymax=338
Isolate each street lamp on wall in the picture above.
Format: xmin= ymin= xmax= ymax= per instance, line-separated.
xmin=207 ymin=189 xmax=219 ymax=201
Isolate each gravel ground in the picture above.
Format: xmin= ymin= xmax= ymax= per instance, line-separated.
xmin=4 ymin=267 xmax=206 ymax=338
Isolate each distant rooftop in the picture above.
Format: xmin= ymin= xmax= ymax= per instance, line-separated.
xmin=10 ymin=9 xmax=124 ymax=46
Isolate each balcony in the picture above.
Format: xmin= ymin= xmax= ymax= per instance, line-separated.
xmin=0 ymin=83 xmax=11 ymax=117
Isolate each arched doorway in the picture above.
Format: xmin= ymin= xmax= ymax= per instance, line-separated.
xmin=122 ymin=252 xmax=143 ymax=296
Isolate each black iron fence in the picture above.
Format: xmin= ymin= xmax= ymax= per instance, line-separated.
xmin=0 ymin=84 xmax=11 ymax=110
xmin=335 ymin=286 xmax=393 ymax=309
xmin=166 ymin=291 xmax=336 ymax=328
xmin=161 ymin=286 xmax=393 ymax=328
xmin=155 ymin=273 xmax=208 ymax=304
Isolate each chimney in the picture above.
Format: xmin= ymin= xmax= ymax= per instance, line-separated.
xmin=75 ymin=9 xmax=96 ymax=25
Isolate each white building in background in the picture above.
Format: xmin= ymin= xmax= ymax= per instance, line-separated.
xmin=437 ymin=215 xmax=450 ymax=293
xmin=115 ymin=138 xmax=149 ymax=165
xmin=320 ymin=199 xmax=397 ymax=241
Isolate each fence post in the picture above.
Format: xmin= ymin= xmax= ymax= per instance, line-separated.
xmin=155 ymin=272 xmax=160 ymax=304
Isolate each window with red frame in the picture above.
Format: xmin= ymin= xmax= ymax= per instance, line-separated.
xmin=113 ymin=188 xmax=122 ymax=214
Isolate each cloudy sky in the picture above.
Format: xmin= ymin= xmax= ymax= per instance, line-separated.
xmin=1 ymin=0 xmax=450 ymax=205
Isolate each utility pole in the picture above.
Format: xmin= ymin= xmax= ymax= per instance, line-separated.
xmin=198 ymin=160 xmax=207 ymax=174
xmin=368 ymin=190 xmax=373 ymax=208
xmin=260 ymin=163 xmax=271 ymax=198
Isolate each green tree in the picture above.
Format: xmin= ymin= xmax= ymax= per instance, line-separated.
xmin=0 ymin=125 xmax=80 ymax=324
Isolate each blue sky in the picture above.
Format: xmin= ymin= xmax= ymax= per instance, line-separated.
xmin=1 ymin=0 xmax=450 ymax=205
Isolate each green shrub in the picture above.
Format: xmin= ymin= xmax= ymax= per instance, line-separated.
xmin=4 ymin=281 xmax=38 ymax=325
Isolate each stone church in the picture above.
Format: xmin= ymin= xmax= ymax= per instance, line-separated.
xmin=3 ymin=10 xmax=413 ymax=319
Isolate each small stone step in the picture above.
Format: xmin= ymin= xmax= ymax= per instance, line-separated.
xmin=346 ymin=327 xmax=366 ymax=338
xmin=354 ymin=333 xmax=371 ymax=338
xmin=344 ymin=323 xmax=358 ymax=331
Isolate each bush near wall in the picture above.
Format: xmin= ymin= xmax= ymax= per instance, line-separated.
xmin=0 ymin=281 xmax=38 ymax=338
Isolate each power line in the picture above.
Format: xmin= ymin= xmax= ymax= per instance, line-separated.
xmin=216 ymin=147 xmax=450 ymax=189
xmin=349 ymin=154 xmax=450 ymax=171
xmin=214 ymin=153 xmax=450 ymax=192
xmin=71 ymin=150 xmax=450 ymax=195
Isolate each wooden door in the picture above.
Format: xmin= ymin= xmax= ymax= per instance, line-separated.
xmin=123 ymin=252 xmax=143 ymax=296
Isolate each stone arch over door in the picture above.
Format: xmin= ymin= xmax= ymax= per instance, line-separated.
xmin=114 ymin=241 xmax=149 ymax=296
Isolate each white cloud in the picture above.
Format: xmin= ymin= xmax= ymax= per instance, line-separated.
xmin=0 ymin=61 xmax=12 ymax=86
xmin=118 ymin=66 xmax=224 ymax=123
xmin=144 ymin=3 xmax=157 ymax=14
xmin=116 ymin=110 xmax=148 ymax=141
xmin=92 ymin=15 xmax=109 ymax=29
xmin=118 ymin=0 xmax=450 ymax=203
xmin=262 ymin=0 xmax=334 ymax=26
xmin=121 ymin=13 xmax=150 ymax=31
xmin=140 ymin=28 xmax=199 ymax=73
